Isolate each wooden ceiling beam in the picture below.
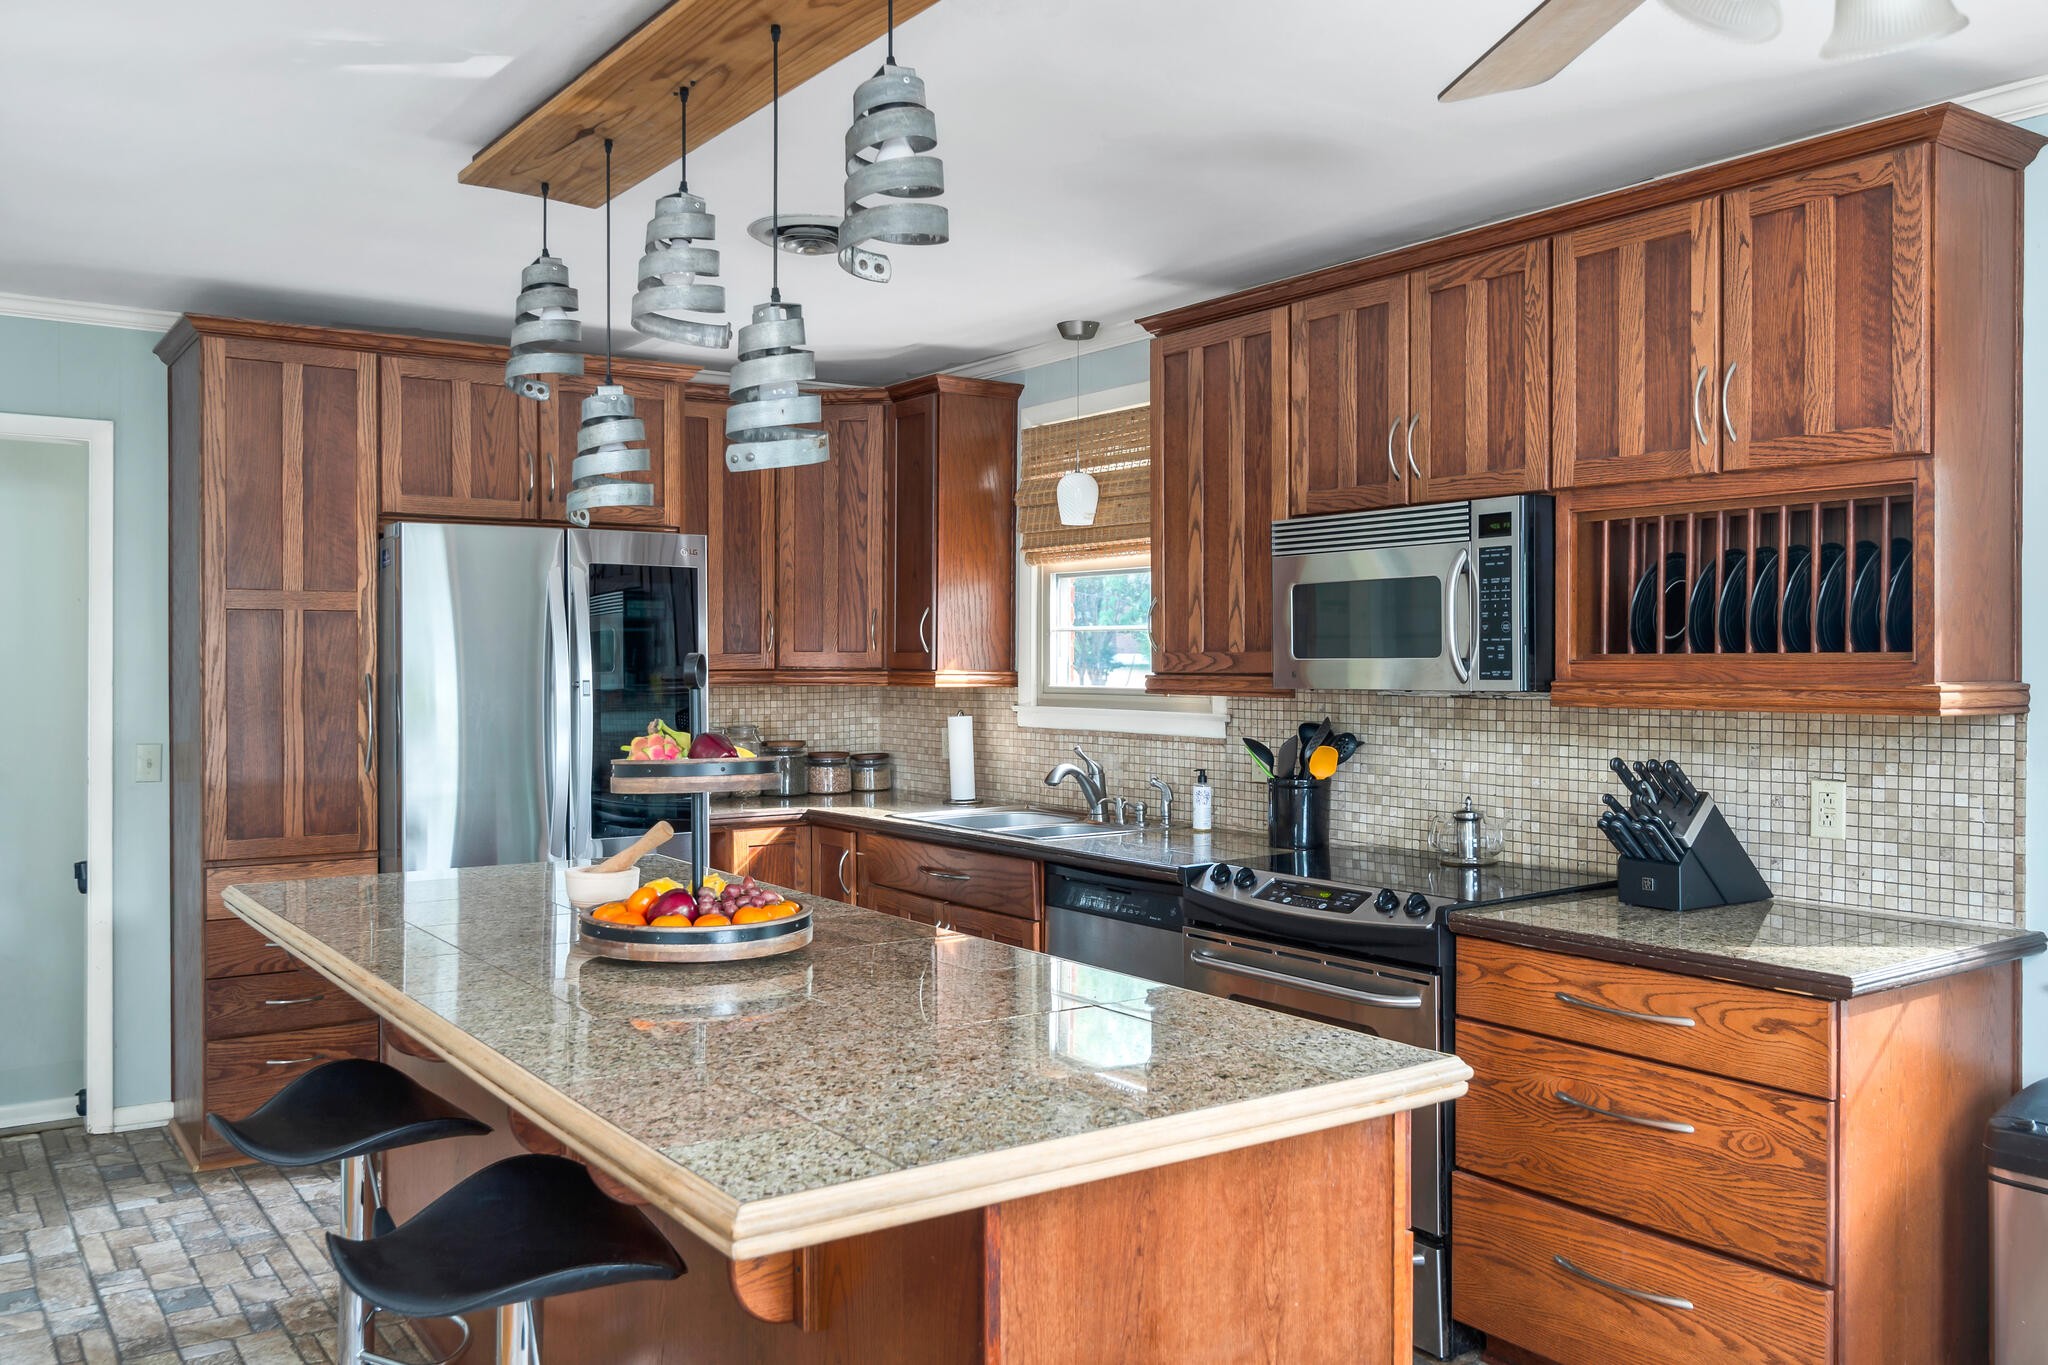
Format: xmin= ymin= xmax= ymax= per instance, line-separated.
xmin=460 ymin=0 xmax=946 ymax=207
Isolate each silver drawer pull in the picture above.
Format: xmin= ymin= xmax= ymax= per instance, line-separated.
xmin=1188 ymin=950 xmax=1423 ymax=1009
xmin=1553 ymin=1254 xmax=1694 ymax=1312
xmin=262 ymin=941 xmax=284 ymax=949
xmin=923 ymin=868 xmax=970 ymax=881
xmin=263 ymin=996 xmax=320 ymax=1007
xmin=1555 ymin=991 xmax=1694 ymax=1028
xmin=1555 ymin=1090 xmax=1696 ymax=1134
xmin=264 ymin=1057 xmax=316 ymax=1066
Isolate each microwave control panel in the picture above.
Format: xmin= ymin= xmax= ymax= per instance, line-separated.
xmin=1476 ymin=542 xmax=1516 ymax=681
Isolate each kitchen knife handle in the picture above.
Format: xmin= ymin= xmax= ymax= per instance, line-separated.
xmin=1608 ymin=756 xmax=1645 ymax=800
xmin=1601 ymin=792 xmax=1632 ymax=821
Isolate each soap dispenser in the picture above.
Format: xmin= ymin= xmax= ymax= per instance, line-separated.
xmin=1190 ymin=769 xmax=1214 ymax=833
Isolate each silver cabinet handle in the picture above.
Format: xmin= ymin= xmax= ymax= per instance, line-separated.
xmin=1555 ymin=1090 xmax=1696 ymax=1134
xmin=362 ymin=672 xmax=375 ymax=775
xmin=1555 ymin=991 xmax=1695 ymax=1028
xmin=869 ymin=607 xmax=878 ymax=652
xmin=263 ymin=996 xmax=319 ymax=1007
xmin=1386 ymin=418 xmax=1403 ymax=482
xmin=836 ymin=847 xmax=855 ymax=898
xmin=923 ymin=868 xmax=971 ymax=882
xmin=1444 ymin=548 xmax=1473 ymax=684
xmin=1690 ymin=364 xmax=1710 ymax=446
xmin=1405 ymin=413 xmax=1422 ymax=481
xmin=264 ymin=1057 xmax=316 ymax=1066
xmin=918 ymin=606 xmax=931 ymax=656
xmin=765 ymin=608 xmax=775 ymax=660
xmin=1553 ymin=1255 xmax=1694 ymax=1312
xmin=548 ymin=450 xmax=558 ymax=503
xmin=1187 ymin=950 xmax=1423 ymax=1009
xmin=522 ymin=449 xmax=534 ymax=505
xmin=1721 ymin=361 xmax=1739 ymax=444
xmin=262 ymin=940 xmax=284 ymax=949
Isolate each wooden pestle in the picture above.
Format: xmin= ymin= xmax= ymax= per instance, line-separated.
xmin=591 ymin=821 xmax=675 ymax=874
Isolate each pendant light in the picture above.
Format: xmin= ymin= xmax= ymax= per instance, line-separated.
xmin=631 ymin=84 xmax=732 ymax=349
xmin=566 ymin=138 xmax=654 ymax=525
xmin=1659 ymin=0 xmax=1781 ymax=42
xmin=1820 ymin=0 xmax=1968 ymax=59
xmin=726 ymin=24 xmax=829 ymax=471
xmin=836 ymin=0 xmax=948 ymax=284
xmin=505 ymin=183 xmax=584 ymax=400
xmin=1054 ymin=321 xmax=1100 ymax=527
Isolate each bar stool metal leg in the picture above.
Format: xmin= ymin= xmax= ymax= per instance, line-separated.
xmin=493 ymin=1301 xmax=539 ymax=1365
xmin=337 ymin=1155 xmax=376 ymax=1365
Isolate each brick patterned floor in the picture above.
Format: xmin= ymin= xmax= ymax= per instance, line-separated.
xmin=0 ymin=1124 xmax=424 ymax=1364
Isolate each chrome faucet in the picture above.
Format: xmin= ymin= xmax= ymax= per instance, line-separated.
xmin=1148 ymin=777 xmax=1174 ymax=830
xmin=1045 ymin=746 xmax=1110 ymax=821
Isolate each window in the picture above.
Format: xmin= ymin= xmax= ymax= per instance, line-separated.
xmin=1043 ymin=559 xmax=1153 ymax=693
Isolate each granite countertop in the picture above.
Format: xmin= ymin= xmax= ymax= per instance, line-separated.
xmin=709 ymin=789 xmax=1280 ymax=876
xmin=223 ymin=856 xmax=1467 ymax=1259
xmin=1449 ymin=892 xmax=2046 ymax=999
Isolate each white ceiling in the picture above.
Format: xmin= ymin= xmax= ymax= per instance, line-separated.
xmin=5 ymin=1 xmax=2048 ymax=383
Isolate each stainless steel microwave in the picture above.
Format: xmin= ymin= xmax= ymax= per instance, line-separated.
xmin=1272 ymin=495 xmax=1554 ymax=693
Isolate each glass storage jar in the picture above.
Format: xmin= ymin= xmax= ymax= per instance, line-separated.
xmin=761 ymin=739 xmax=807 ymax=798
xmin=850 ymin=752 xmax=894 ymax=792
xmin=806 ymin=750 xmax=852 ymax=795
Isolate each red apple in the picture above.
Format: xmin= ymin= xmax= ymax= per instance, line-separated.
xmin=650 ymin=889 xmax=696 ymax=922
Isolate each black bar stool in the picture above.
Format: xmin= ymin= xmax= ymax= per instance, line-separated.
xmin=209 ymin=1058 xmax=491 ymax=1365
xmin=327 ymin=1153 xmax=687 ymax=1364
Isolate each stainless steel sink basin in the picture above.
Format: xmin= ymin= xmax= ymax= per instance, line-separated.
xmin=895 ymin=807 xmax=1120 ymax=841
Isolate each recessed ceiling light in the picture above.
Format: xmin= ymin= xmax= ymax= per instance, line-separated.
xmin=746 ymin=213 xmax=844 ymax=256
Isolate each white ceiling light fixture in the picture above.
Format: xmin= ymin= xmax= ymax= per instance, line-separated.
xmin=504 ymin=182 xmax=584 ymax=401
xmin=566 ymin=138 xmax=655 ymax=525
xmin=631 ymin=84 xmax=731 ymax=350
xmin=836 ymin=0 xmax=949 ymax=284
xmin=726 ymin=24 xmax=829 ymax=473
xmin=1054 ymin=320 xmax=1100 ymax=528
xmin=1820 ymin=0 xmax=1969 ymax=60
xmin=1660 ymin=0 xmax=1781 ymax=43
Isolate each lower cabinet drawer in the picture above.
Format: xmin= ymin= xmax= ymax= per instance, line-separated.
xmin=204 ymin=968 xmax=371 ymax=1040
xmin=857 ymin=832 xmax=1037 ymax=918
xmin=205 ymin=917 xmax=300 ymax=979
xmin=938 ymin=902 xmax=1041 ymax=951
xmin=1452 ymin=1173 xmax=1833 ymax=1365
xmin=1456 ymin=1020 xmax=1833 ymax=1281
xmin=197 ymin=1019 xmax=380 ymax=1155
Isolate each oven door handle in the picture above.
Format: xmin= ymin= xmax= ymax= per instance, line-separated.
xmin=1444 ymin=548 xmax=1473 ymax=684
xmin=1187 ymin=950 xmax=1425 ymax=1009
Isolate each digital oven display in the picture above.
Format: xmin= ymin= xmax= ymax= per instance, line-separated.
xmin=1253 ymin=880 xmax=1366 ymax=914
xmin=1477 ymin=510 xmax=1515 ymax=539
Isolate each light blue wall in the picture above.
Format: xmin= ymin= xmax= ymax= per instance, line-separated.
xmin=2022 ymin=116 xmax=2048 ymax=1083
xmin=0 ymin=316 xmax=171 ymax=1112
xmin=999 ymin=339 xmax=1149 ymax=411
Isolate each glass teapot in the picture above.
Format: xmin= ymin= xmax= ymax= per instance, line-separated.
xmin=1429 ymin=796 xmax=1504 ymax=867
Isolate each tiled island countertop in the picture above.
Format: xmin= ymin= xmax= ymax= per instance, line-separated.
xmin=223 ymin=859 xmax=1468 ymax=1260
xmin=1449 ymin=893 xmax=2045 ymax=998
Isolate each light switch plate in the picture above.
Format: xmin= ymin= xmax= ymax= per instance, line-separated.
xmin=135 ymin=743 xmax=163 ymax=783
xmin=1810 ymin=778 xmax=1847 ymax=841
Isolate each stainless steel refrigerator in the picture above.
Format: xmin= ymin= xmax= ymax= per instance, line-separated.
xmin=376 ymin=521 xmax=710 ymax=872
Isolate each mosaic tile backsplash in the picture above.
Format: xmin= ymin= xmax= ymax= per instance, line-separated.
xmin=717 ymin=685 xmax=2026 ymax=926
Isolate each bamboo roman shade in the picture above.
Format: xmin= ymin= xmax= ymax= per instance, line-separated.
xmin=1017 ymin=406 xmax=1152 ymax=564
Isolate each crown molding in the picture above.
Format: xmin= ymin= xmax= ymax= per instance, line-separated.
xmin=945 ymin=320 xmax=1150 ymax=381
xmin=0 ymin=291 xmax=180 ymax=333
xmin=1962 ymin=74 xmax=2048 ymax=125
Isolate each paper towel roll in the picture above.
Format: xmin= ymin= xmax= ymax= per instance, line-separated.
xmin=947 ymin=712 xmax=976 ymax=803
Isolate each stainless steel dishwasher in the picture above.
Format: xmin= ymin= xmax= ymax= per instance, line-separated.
xmin=1043 ymin=864 xmax=1186 ymax=986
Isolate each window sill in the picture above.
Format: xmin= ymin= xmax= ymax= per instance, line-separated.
xmin=1014 ymin=701 xmax=1230 ymax=740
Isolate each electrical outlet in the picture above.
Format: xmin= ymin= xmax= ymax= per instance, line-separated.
xmin=134 ymin=743 xmax=163 ymax=783
xmin=1810 ymin=778 xmax=1847 ymax=841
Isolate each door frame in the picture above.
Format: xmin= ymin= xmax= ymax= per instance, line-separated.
xmin=0 ymin=413 xmax=114 ymax=1133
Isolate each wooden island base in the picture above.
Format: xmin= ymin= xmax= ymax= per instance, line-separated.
xmin=382 ymin=1038 xmax=1415 ymax=1364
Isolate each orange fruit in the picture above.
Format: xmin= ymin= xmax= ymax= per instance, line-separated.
xmin=732 ymin=905 xmax=775 ymax=925
xmin=693 ymin=912 xmax=731 ymax=928
xmin=643 ymin=877 xmax=682 ymax=897
xmin=647 ymin=913 xmax=692 ymax=927
xmin=625 ymin=885 xmax=662 ymax=917
xmin=590 ymin=901 xmax=636 ymax=924
xmin=766 ymin=902 xmax=800 ymax=920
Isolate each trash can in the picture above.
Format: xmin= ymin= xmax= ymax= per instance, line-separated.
xmin=1990 ymin=1079 xmax=2048 ymax=1364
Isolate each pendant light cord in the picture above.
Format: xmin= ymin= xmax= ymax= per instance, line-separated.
xmin=1073 ymin=339 xmax=1083 ymax=471
xmin=676 ymin=85 xmax=690 ymax=193
xmin=770 ymin=24 xmax=782 ymax=304
xmin=539 ymin=182 xmax=550 ymax=254
xmin=603 ymin=138 xmax=615 ymax=384
xmin=886 ymin=0 xmax=895 ymax=64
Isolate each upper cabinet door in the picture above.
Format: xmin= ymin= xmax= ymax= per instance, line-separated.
xmin=1289 ymin=278 xmax=1410 ymax=515
xmin=541 ymin=375 xmax=678 ymax=528
xmin=206 ymin=337 xmax=378 ymax=860
xmin=1553 ymin=199 xmax=1720 ymax=488
xmin=887 ymin=392 xmax=938 ymax=673
xmin=1723 ymin=147 xmax=1930 ymax=470
xmin=776 ymin=401 xmax=888 ymax=670
xmin=1409 ymin=240 xmax=1551 ymax=503
xmin=378 ymin=355 xmax=537 ymax=521
xmin=1150 ymin=310 xmax=1288 ymax=691
xmin=676 ymin=395 xmax=778 ymax=671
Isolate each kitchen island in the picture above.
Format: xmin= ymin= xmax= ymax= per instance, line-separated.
xmin=222 ymin=858 xmax=1468 ymax=1363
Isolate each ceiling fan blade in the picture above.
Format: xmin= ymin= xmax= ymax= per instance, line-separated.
xmin=1439 ymin=0 xmax=1651 ymax=102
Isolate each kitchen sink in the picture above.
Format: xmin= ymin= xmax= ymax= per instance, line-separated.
xmin=895 ymin=807 xmax=1122 ymax=841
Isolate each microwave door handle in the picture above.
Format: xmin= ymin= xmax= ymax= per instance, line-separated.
xmin=1445 ymin=548 xmax=1473 ymax=684
xmin=1464 ymin=551 xmax=1482 ymax=678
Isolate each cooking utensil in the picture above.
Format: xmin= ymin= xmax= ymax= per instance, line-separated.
xmin=592 ymin=821 xmax=675 ymax=874
xmin=1303 ymin=720 xmax=1334 ymax=776
xmin=1243 ymin=738 xmax=1276 ymax=780
xmin=1660 ymin=760 xmax=1701 ymax=808
xmin=1601 ymin=792 xmax=1635 ymax=824
xmin=1306 ymin=745 xmax=1339 ymax=781
xmin=1274 ymin=736 xmax=1301 ymax=784
xmin=1429 ymin=796 xmax=1504 ymax=867
xmin=1297 ymin=721 xmax=1320 ymax=754
xmin=1608 ymin=757 xmax=1651 ymax=804
xmin=1332 ymin=733 xmax=1362 ymax=765
xmin=1632 ymin=760 xmax=1673 ymax=803
xmin=1600 ymin=812 xmax=1647 ymax=860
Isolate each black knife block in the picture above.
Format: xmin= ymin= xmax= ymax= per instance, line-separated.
xmin=1616 ymin=797 xmax=1770 ymax=912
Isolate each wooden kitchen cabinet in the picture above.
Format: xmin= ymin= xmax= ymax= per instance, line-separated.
xmin=1553 ymin=198 xmax=1720 ymax=488
xmin=709 ymin=821 xmax=809 ymax=891
xmin=811 ymin=823 xmax=861 ymax=903
xmin=676 ymin=390 xmax=777 ymax=672
xmin=883 ymin=375 xmax=1023 ymax=685
xmin=1723 ymin=147 xmax=1929 ymax=471
xmin=379 ymin=354 xmax=539 ymax=521
xmin=1408 ymin=239 xmax=1550 ymax=503
xmin=540 ymin=373 xmax=680 ymax=528
xmin=775 ymin=399 xmax=889 ymax=672
xmin=856 ymin=830 xmax=1043 ymax=948
xmin=1288 ymin=277 xmax=1410 ymax=514
xmin=1149 ymin=309 xmax=1290 ymax=694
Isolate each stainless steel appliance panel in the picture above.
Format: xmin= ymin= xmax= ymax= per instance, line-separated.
xmin=1044 ymin=865 xmax=1186 ymax=986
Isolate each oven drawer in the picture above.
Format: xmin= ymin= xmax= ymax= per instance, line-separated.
xmin=1456 ymin=1020 xmax=1833 ymax=1281
xmin=204 ymin=968 xmax=371 ymax=1040
xmin=1456 ymin=938 xmax=1835 ymax=1098
xmin=1453 ymin=1173 xmax=1833 ymax=1365
xmin=858 ymin=833 xmax=1038 ymax=919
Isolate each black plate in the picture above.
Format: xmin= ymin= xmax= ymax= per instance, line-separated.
xmin=1717 ymin=547 xmax=1748 ymax=653
xmin=1850 ymin=539 xmax=1882 ymax=651
xmin=1816 ymin=542 xmax=1848 ymax=653
xmin=1629 ymin=565 xmax=1657 ymax=653
xmin=1748 ymin=546 xmax=1780 ymax=653
xmin=1687 ymin=556 xmax=1718 ymax=653
xmin=1885 ymin=538 xmax=1913 ymax=652
xmin=1778 ymin=544 xmax=1813 ymax=653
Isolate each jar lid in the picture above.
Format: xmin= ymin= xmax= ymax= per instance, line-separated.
xmin=807 ymin=750 xmax=850 ymax=764
xmin=850 ymin=752 xmax=891 ymax=766
xmin=761 ymin=739 xmax=807 ymax=753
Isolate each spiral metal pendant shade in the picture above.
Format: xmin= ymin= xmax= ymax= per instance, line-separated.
xmin=566 ymin=384 xmax=651 ymax=525
xmin=725 ymin=301 xmax=828 ymax=470
xmin=837 ymin=62 xmax=947 ymax=284
xmin=632 ymin=190 xmax=731 ymax=348
xmin=505 ymin=250 xmax=584 ymax=400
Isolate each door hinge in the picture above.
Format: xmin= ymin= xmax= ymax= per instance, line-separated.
xmin=74 ymin=1089 xmax=85 ymax=1118
xmin=73 ymin=861 xmax=87 ymax=895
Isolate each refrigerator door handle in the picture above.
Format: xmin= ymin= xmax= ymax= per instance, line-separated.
xmin=566 ymin=550 xmax=596 ymax=865
xmin=544 ymin=558 xmax=573 ymax=861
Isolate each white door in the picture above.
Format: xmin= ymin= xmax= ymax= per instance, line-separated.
xmin=0 ymin=437 xmax=87 ymax=1123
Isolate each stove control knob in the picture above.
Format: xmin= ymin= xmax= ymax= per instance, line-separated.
xmin=1373 ymin=889 xmax=1400 ymax=915
xmin=1208 ymin=863 xmax=1233 ymax=886
xmin=1403 ymin=893 xmax=1433 ymax=919
xmin=1233 ymin=866 xmax=1259 ymax=890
